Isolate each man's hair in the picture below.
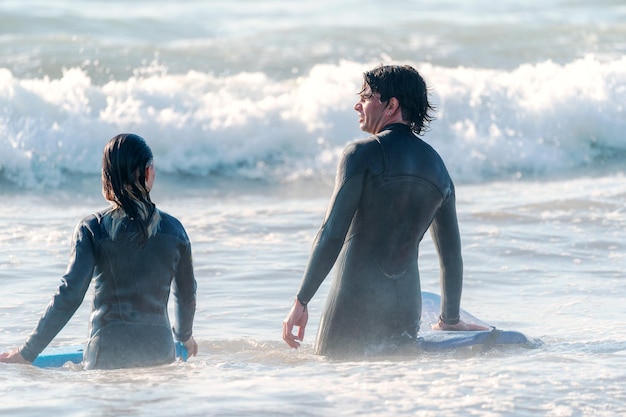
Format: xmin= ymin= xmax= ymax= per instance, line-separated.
xmin=360 ymin=64 xmax=435 ymax=135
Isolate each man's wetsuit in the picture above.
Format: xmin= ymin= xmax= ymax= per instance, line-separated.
xmin=18 ymin=209 xmax=197 ymax=370
xmin=296 ymin=123 xmax=463 ymax=357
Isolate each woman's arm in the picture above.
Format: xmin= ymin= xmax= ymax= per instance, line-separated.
xmin=171 ymin=236 xmax=197 ymax=349
xmin=17 ymin=220 xmax=97 ymax=363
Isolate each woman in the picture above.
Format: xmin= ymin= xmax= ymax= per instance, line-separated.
xmin=0 ymin=134 xmax=198 ymax=369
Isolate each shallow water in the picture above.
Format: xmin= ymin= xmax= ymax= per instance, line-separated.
xmin=1 ymin=175 xmax=625 ymax=416
xmin=1 ymin=0 xmax=625 ymax=415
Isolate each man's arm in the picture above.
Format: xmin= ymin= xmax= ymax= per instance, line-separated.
xmin=430 ymin=190 xmax=463 ymax=323
xmin=283 ymin=141 xmax=368 ymax=348
xmin=295 ymin=141 xmax=368 ymax=305
xmin=430 ymin=191 xmax=488 ymax=332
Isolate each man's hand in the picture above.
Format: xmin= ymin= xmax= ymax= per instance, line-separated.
xmin=282 ymin=299 xmax=309 ymax=349
xmin=432 ymin=318 xmax=490 ymax=331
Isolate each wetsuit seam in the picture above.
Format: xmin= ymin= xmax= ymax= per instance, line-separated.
xmin=373 ymin=135 xmax=388 ymax=178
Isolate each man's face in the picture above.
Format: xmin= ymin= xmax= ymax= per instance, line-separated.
xmin=354 ymin=86 xmax=388 ymax=134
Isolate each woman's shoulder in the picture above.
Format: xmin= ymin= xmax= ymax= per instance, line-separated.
xmin=155 ymin=209 xmax=190 ymax=242
xmin=156 ymin=209 xmax=181 ymax=225
xmin=68 ymin=209 xmax=110 ymax=241
xmin=75 ymin=209 xmax=109 ymax=230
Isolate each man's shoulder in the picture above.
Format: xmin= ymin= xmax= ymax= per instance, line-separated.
xmin=344 ymin=135 xmax=381 ymax=156
xmin=339 ymin=136 xmax=384 ymax=178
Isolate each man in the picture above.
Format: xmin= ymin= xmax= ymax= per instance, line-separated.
xmin=282 ymin=64 xmax=486 ymax=358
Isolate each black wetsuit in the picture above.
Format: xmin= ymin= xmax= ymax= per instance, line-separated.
xmin=297 ymin=123 xmax=463 ymax=358
xmin=18 ymin=209 xmax=197 ymax=370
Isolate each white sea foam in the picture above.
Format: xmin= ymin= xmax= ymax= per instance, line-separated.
xmin=1 ymin=2 xmax=626 ymax=417
xmin=1 ymin=55 xmax=624 ymax=188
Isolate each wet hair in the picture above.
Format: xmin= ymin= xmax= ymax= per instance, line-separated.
xmin=360 ymin=64 xmax=436 ymax=135
xmin=101 ymin=133 xmax=159 ymax=243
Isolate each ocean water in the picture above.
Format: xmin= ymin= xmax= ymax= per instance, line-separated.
xmin=1 ymin=1 xmax=625 ymax=416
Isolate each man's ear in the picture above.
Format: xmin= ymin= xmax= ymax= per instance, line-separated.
xmin=387 ymin=97 xmax=400 ymax=113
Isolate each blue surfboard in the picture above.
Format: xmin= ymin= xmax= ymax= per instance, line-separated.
xmin=33 ymin=292 xmax=533 ymax=367
xmin=418 ymin=291 xmax=534 ymax=350
xmin=33 ymin=341 xmax=189 ymax=368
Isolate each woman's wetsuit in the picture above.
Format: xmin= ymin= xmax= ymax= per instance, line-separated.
xmin=18 ymin=209 xmax=197 ymax=370
xmin=296 ymin=123 xmax=463 ymax=358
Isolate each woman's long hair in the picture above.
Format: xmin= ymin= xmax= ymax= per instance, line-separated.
xmin=101 ymin=133 xmax=160 ymax=243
